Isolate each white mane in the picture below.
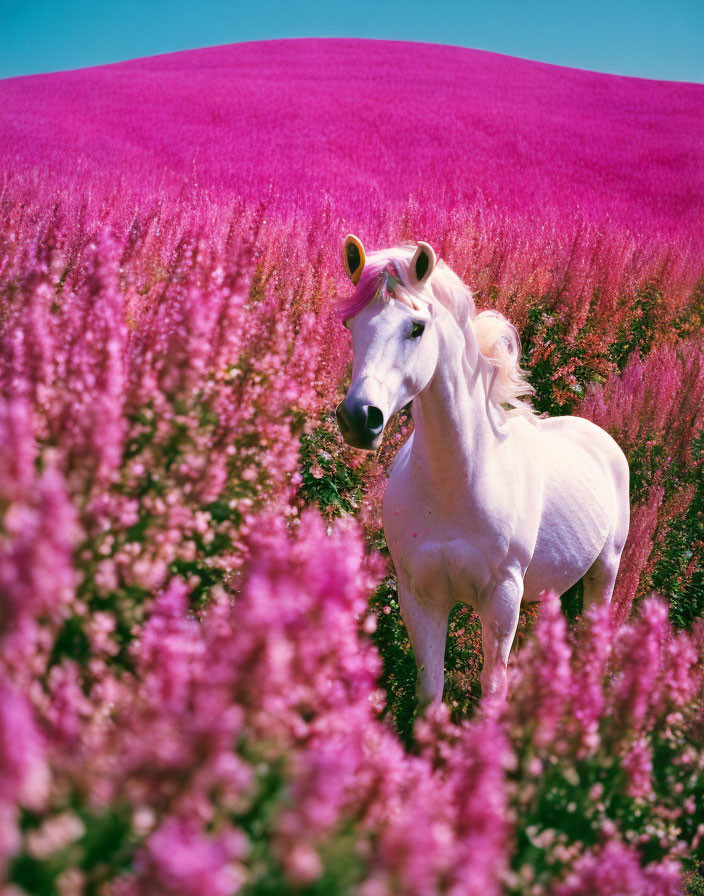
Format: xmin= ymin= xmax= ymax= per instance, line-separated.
xmin=363 ymin=243 xmax=538 ymax=424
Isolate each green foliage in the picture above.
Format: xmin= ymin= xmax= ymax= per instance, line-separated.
xmin=652 ymin=433 xmax=704 ymax=627
xmin=519 ymin=285 xmax=670 ymax=418
xmin=48 ymin=615 xmax=91 ymax=669
xmin=242 ymin=828 xmax=364 ymax=896
xmin=508 ymin=707 xmax=704 ymax=895
xmin=520 ymin=298 xmax=611 ymax=416
xmin=686 ymin=860 xmax=704 ymax=896
xmin=298 ymin=416 xmax=365 ymax=519
xmin=237 ymin=748 xmax=365 ymax=896
xmin=10 ymin=806 xmax=135 ymax=896
xmin=560 ymin=580 xmax=584 ymax=623
xmin=608 ymin=284 xmax=659 ymax=370
xmin=367 ymin=572 xmax=418 ymax=745
xmin=443 ymin=604 xmax=483 ymax=719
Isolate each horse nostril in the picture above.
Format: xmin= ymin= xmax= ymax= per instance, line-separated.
xmin=365 ymin=405 xmax=384 ymax=434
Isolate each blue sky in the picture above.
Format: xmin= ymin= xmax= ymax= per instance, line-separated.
xmin=1 ymin=0 xmax=702 ymax=82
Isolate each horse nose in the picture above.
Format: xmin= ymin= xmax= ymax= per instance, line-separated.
xmin=336 ymin=400 xmax=384 ymax=448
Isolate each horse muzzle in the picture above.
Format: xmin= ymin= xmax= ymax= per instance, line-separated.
xmin=336 ymin=399 xmax=384 ymax=450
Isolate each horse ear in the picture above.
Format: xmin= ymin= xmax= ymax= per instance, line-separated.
xmin=409 ymin=241 xmax=437 ymax=285
xmin=342 ymin=234 xmax=365 ymax=285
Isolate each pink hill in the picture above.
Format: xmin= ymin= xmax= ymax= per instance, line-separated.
xmin=1 ymin=39 xmax=702 ymax=240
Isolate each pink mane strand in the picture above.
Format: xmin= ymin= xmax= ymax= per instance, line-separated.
xmin=338 ymin=270 xmax=383 ymax=322
xmin=338 ymin=260 xmax=404 ymax=322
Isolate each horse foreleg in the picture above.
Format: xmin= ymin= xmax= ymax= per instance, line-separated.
xmin=397 ymin=583 xmax=451 ymax=712
xmin=479 ymin=574 xmax=522 ymax=700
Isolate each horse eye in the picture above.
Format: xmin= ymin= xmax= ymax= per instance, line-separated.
xmin=410 ymin=321 xmax=425 ymax=339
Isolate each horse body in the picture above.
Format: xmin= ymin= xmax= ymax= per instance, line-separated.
xmin=337 ymin=237 xmax=629 ymax=705
xmin=521 ymin=415 xmax=629 ymax=601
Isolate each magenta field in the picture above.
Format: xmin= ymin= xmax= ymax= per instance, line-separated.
xmin=1 ymin=38 xmax=703 ymax=896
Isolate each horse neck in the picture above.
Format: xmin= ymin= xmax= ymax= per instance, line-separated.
xmin=410 ymin=315 xmax=499 ymax=489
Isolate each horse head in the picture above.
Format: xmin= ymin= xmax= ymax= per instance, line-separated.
xmin=336 ymin=235 xmax=443 ymax=450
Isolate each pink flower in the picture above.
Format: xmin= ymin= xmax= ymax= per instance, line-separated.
xmin=556 ymin=842 xmax=681 ymax=896
xmin=622 ymin=737 xmax=654 ymax=800
xmin=139 ymin=818 xmax=246 ymax=896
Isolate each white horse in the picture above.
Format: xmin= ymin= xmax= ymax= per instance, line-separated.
xmin=336 ymin=235 xmax=630 ymax=705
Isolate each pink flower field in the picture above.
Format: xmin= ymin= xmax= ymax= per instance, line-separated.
xmin=0 ymin=37 xmax=703 ymax=895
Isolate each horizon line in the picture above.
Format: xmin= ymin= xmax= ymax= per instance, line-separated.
xmin=2 ymin=35 xmax=703 ymax=88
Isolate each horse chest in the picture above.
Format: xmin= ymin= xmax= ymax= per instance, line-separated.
xmin=414 ymin=537 xmax=493 ymax=605
xmin=383 ymin=466 xmax=500 ymax=607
